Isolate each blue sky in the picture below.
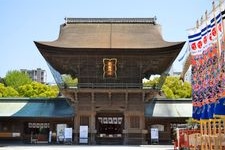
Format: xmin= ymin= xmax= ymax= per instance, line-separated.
xmin=0 ymin=0 xmax=213 ymax=82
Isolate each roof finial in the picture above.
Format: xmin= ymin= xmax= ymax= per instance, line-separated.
xmin=196 ymin=20 xmax=199 ymax=28
xmin=64 ymin=17 xmax=67 ymax=24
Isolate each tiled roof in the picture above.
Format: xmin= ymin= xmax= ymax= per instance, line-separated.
xmin=145 ymin=99 xmax=192 ymax=117
xmin=35 ymin=18 xmax=184 ymax=49
xmin=0 ymin=98 xmax=74 ymax=118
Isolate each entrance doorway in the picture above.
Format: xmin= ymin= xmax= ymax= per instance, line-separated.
xmin=24 ymin=122 xmax=50 ymax=143
xmin=96 ymin=112 xmax=124 ymax=144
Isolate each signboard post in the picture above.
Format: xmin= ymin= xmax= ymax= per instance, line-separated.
xmin=79 ymin=126 xmax=88 ymax=144
xmin=56 ymin=124 xmax=67 ymax=143
xmin=64 ymin=128 xmax=72 ymax=144
xmin=150 ymin=128 xmax=159 ymax=144
xmin=48 ymin=131 xmax=52 ymax=143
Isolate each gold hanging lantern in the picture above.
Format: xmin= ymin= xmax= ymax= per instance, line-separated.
xmin=103 ymin=58 xmax=117 ymax=78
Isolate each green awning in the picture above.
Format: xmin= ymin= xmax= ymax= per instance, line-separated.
xmin=0 ymin=98 xmax=74 ymax=118
xmin=145 ymin=99 xmax=192 ymax=117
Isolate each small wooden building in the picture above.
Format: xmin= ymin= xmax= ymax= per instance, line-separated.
xmin=34 ymin=18 xmax=187 ymax=145
xmin=0 ymin=98 xmax=74 ymax=144
xmin=145 ymin=98 xmax=192 ymax=144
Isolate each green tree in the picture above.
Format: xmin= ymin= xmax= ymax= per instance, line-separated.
xmin=162 ymin=85 xmax=174 ymax=99
xmin=0 ymin=83 xmax=19 ymax=97
xmin=144 ymin=76 xmax=191 ymax=99
xmin=0 ymin=77 xmax=4 ymax=84
xmin=144 ymin=77 xmax=160 ymax=88
xmin=18 ymin=82 xmax=59 ymax=98
xmin=163 ymin=76 xmax=191 ymax=99
xmin=4 ymin=70 xmax=32 ymax=90
xmin=62 ymin=74 xmax=78 ymax=87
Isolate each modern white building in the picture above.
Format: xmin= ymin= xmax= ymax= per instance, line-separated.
xmin=21 ymin=68 xmax=47 ymax=83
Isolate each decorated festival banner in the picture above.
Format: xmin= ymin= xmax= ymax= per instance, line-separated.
xmin=214 ymin=1 xmax=225 ymax=117
xmin=188 ymin=1 xmax=225 ymax=120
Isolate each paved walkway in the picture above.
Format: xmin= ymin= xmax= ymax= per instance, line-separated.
xmin=0 ymin=145 xmax=174 ymax=150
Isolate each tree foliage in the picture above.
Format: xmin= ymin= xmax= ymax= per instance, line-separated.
xmin=144 ymin=76 xmax=191 ymax=99
xmin=0 ymin=83 xmax=19 ymax=97
xmin=17 ymin=82 xmax=59 ymax=98
xmin=0 ymin=70 xmax=59 ymax=98
xmin=4 ymin=70 xmax=32 ymax=90
xmin=62 ymin=74 xmax=78 ymax=87
xmin=143 ymin=76 xmax=160 ymax=88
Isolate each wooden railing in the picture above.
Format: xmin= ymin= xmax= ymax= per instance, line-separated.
xmin=59 ymin=83 xmax=154 ymax=89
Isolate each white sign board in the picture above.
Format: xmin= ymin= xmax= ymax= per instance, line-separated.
xmin=79 ymin=126 xmax=88 ymax=143
xmin=64 ymin=128 xmax=73 ymax=139
xmin=151 ymin=128 xmax=159 ymax=140
xmin=56 ymin=124 xmax=67 ymax=142
xmin=49 ymin=131 xmax=52 ymax=143
xmin=12 ymin=133 xmax=20 ymax=137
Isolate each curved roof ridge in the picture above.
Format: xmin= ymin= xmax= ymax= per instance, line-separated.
xmin=35 ymin=17 xmax=184 ymax=49
xmin=65 ymin=17 xmax=157 ymax=24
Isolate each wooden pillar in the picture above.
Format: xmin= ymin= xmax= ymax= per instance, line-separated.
xmin=200 ymin=121 xmax=204 ymax=150
xmin=142 ymin=92 xmax=145 ymax=102
xmin=108 ymin=92 xmax=112 ymax=105
xmin=140 ymin=113 xmax=148 ymax=144
xmin=74 ymin=92 xmax=78 ymax=102
xmin=123 ymin=92 xmax=128 ymax=145
xmin=123 ymin=112 xmax=128 ymax=145
xmin=90 ymin=92 xmax=96 ymax=144
xmin=213 ymin=119 xmax=218 ymax=150
xmin=208 ymin=120 xmax=213 ymax=150
xmin=218 ymin=119 xmax=222 ymax=150
xmin=90 ymin=112 xmax=96 ymax=144
xmin=125 ymin=92 xmax=128 ymax=109
xmin=74 ymin=113 xmax=79 ymax=144
xmin=73 ymin=93 xmax=79 ymax=144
